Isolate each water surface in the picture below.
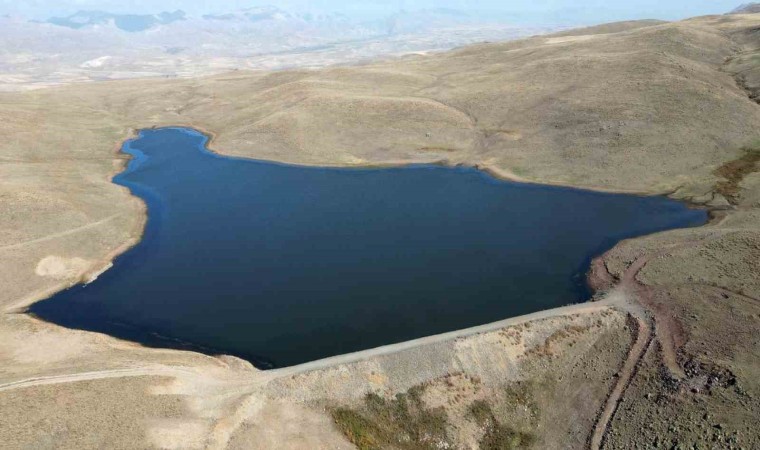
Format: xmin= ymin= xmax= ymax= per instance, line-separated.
xmin=30 ymin=128 xmax=707 ymax=368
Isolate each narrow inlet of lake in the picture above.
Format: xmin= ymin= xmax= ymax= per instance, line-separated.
xmin=29 ymin=127 xmax=708 ymax=368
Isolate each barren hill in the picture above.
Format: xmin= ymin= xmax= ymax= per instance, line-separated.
xmin=0 ymin=13 xmax=759 ymax=449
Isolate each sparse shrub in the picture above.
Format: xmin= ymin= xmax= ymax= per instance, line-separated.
xmin=468 ymin=399 xmax=494 ymax=425
xmin=330 ymin=386 xmax=453 ymax=450
xmin=467 ymin=398 xmax=536 ymax=449
xmin=714 ymin=146 xmax=760 ymax=203
xmin=331 ymin=407 xmax=381 ymax=450
xmin=480 ymin=423 xmax=536 ymax=450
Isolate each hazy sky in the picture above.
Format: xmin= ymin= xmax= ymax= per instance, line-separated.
xmin=0 ymin=0 xmax=745 ymax=22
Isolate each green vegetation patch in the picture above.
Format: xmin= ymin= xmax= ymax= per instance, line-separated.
xmin=331 ymin=408 xmax=383 ymax=450
xmin=714 ymin=144 xmax=760 ymax=204
xmin=467 ymin=399 xmax=536 ymax=450
xmin=331 ymin=379 xmax=539 ymax=449
xmin=501 ymin=381 xmax=541 ymax=425
xmin=330 ymin=386 xmax=452 ymax=450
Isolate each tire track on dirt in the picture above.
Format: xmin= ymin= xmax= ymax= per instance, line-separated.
xmin=0 ymin=213 xmax=122 ymax=251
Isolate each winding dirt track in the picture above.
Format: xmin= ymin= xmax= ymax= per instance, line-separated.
xmin=0 ymin=213 xmax=123 ymax=251
xmin=588 ymin=254 xmax=654 ymax=450
xmin=0 ymin=366 xmax=198 ymax=393
xmin=588 ymin=244 xmax=695 ymax=450
xmin=589 ymin=304 xmax=653 ymax=450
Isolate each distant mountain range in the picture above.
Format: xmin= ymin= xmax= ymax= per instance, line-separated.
xmin=41 ymin=6 xmax=488 ymax=35
xmin=202 ymin=6 xmax=350 ymax=24
xmin=385 ymin=8 xmax=476 ymax=34
xmin=44 ymin=6 xmax=361 ymax=33
xmin=0 ymin=5 xmax=557 ymax=91
xmin=730 ymin=3 xmax=760 ymax=14
xmin=47 ymin=10 xmax=186 ymax=32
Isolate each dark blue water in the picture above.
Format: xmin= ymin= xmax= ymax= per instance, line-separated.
xmin=29 ymin=128 xmax=707 ymax=368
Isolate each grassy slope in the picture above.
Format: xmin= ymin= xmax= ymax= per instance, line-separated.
xmin=0 ymin=14 xmax=759 ymax=449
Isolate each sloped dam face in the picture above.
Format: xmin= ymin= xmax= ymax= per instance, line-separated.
xmin=29 ymin=128 xmax=707 ymax=368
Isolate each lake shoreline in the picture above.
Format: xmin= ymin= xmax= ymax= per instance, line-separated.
xmin=19 ymin=126 xmax=713 ymax=370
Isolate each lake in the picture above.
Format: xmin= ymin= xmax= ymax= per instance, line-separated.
xmin=29 ymin=127 xmax=707 ymax=368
